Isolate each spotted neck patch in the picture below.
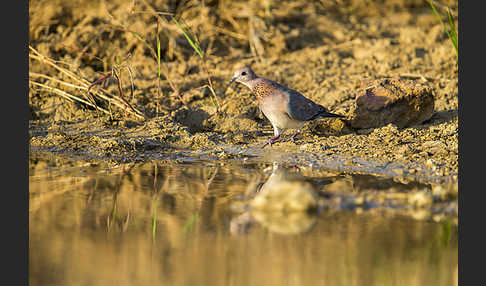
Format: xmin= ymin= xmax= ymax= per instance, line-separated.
xmin=251 ymin=79 xmax=279 ymax=102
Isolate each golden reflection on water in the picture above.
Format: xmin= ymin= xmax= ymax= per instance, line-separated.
xmin=29 ymin=154 xmax=457 ymax=286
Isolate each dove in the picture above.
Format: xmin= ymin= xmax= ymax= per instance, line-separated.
xmin=229 ymin=66 xmax=345 ymax=147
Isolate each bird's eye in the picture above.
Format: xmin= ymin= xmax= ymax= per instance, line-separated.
xmin=241 ymin=71 xmax=247 ymax=76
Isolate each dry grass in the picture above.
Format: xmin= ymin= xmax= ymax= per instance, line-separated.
xmin=29 ymin=0 xmax=458 ymax=122
xmin=29 ymin=45 xmax=146 ymax=119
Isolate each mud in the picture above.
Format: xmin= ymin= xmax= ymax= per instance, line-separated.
xmin=29 ymin=0 xmax=458 ymax=186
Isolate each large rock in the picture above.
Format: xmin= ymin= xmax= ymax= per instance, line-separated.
xmin=349 ymin=78 xmax=435 ymax=129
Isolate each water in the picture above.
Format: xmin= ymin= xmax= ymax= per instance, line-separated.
xmin=29 ymin=153 xmax=457 ymax=286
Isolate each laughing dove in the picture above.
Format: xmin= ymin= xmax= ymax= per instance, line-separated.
xmin=229 ymin=66 xmax=345 ymax=147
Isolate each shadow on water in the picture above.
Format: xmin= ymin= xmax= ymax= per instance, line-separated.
xmin=29 ymin=153 xmax=457 ymax=286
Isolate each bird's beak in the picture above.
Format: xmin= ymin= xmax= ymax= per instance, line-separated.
xmin=229 ymin=77 xmax=236 ymax=85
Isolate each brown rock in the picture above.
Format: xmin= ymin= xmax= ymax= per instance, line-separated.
xmin=349 ymin=78 xmax=435 ymax=129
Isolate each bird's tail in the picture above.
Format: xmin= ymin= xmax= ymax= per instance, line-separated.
xmin=319 ymin=111 xmax=346 ymax=118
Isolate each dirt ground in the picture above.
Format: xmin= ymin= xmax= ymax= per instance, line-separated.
xmin=29 ymin=0 xmax=458 ymax=186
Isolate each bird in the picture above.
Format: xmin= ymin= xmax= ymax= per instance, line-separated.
xmin=229 ymin=66 xmax=345 ymax=148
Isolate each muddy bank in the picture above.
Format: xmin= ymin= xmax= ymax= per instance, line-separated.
xmin=29 ymin=0 xmax=458 ymax=185
xmin=29 ymin=107 xmax=457 ymax=185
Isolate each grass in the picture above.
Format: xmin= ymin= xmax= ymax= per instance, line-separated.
xmin=427 ymin=0 xmax=458 ymax=59
xmin=103 ymin=6 xmax=188 ymax=115
xmin=123 ymin=2 xmax=222 ymax=111
xmin=29 ymin=0 xmax=230 ymax=121
xmin=156 ymin=18 xmax=162 ymax=115
xmin=151 ymin=196 xmax=159 ymax=240
xmin=182 ymin=213 xmax=198 ymax=235
xmin=29 ymin=46 xmax=146 ymax=120
xmin=29 ymin=0 xmax=457 ymax=124
xmin=89 ymin=54 xmax=137 ymax=119
xmin=152 ymin=162 xmax=159 ymax=241
xmin=172 ymin=16 xmax=221 ymax=110
xmin=172 ymin=18 xmax=204 ymax=59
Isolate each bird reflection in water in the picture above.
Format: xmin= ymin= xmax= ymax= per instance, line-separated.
xmin=230 ymin=162 xmax=325 ymax=235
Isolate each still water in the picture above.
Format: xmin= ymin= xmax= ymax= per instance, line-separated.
xmin=29 ymin=153 xmax=457 ymax=286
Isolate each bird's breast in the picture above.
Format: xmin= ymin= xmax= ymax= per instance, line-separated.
xmin=259 ymin=95 xmax=304 ymax=130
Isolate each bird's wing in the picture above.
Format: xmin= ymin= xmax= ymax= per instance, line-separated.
xmin=284 ymin=87 xmax=326 ymax=121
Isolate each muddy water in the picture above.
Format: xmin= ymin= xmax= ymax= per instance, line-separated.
xmin=29 ymin=153 xmax=457 ymax=286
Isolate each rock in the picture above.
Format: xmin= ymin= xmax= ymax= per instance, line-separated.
xmin=250 ymin=163 xmax=318 ymax=212
xmin=349 ymin=78 xmax=434 ymax=129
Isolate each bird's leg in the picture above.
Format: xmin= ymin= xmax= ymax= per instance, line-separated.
xmin=262 ymin=126 xmax=281 ymax=148
xmin=290 ymin=129 xmax=301 ymax=143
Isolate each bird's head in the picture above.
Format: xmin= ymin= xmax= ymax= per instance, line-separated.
xmin=229 ymin=66 xmax=257 ymax=88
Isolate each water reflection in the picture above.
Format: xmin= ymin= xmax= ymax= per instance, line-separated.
xmin=231 ymin=162 xmax=320 ymax=235
xmin=29 ymin=154 xmax=458 ymax=286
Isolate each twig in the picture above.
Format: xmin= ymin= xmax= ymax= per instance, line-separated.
xmin=201 ymin=60 xmax=221 ymax=109
xmin=29 ymin=45 xmax=146 ymax=119
xmin=111 ymin=67 xmax=144 ymax=118
xmin=30 ymin=71 xmax=99 ymax=108
xmin=130 ymin=10 xmax=173 ymax=16
xmin=210 ymin=25 xmax=248 ymax=40
xmin=29 ymin=81 xmax=111 ymax=115
xmin=30 ymin=71 xmax=87 ymax=90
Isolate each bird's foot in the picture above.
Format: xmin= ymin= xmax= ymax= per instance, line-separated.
xmin=290 ymin=131 xmax=300 ymax=143
xmin=262 ymin=135 xmax=281 ymax=148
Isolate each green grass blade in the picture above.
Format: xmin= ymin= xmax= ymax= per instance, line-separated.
xmin=183 ymin=213 xmax=198 ymax=234
xmin=427 ymin=1 xmax=458 ymax=59
xmin=172 ymin=17 xmax=203 ymax=58
xmin=152 ymin=207 xmax=157 ymax=239
xmin=131 ymin=31 xmax=157 ymax=60
xmin=152 ymin=197 xmax=159 ymax=240
xmin=447 ymin=8 xmax=458 ymax=53
xmin=427 ymin=1 xmax=447 ymax=33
